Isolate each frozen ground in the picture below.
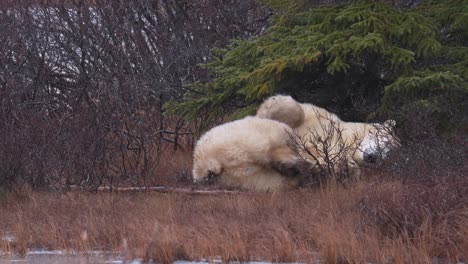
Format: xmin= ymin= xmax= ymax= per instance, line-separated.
xmin=0 ymin=250 xmax=124 ymax=264
xmin=0 ymin=250 xmax=307 ymax=264
xmin=1 ymin=249 xmax=465 ymax=264
xmin=0 ymin=252 xmax=308 ymax=264
xmin=1 ymin=235 xmax=311 ymax=264
xmin=8 ymin=235 xmax=455 ymax=264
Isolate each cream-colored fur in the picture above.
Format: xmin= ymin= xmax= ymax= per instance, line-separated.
xmin=256 ymin=95 xmax=399 ymax=176
xmin=256 ymin=95 xmax=304 ymax=128
xmin=192 ymin=116 xmax=307 ymax=191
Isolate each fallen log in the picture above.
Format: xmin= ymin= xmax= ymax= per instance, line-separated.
xmin=68 ymin=185 xmax=248 ymax=195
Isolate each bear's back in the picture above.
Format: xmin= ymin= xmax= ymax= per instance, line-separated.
xmin=194 ymin=117 xmax=293 ymax=165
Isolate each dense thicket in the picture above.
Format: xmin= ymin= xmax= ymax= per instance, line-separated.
xmin=0 ymin=0 xmax=270 ymax=190
xmin=172 ymin=0 xmax=467 ymax=132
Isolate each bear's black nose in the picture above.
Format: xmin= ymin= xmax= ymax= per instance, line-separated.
xmin=363 ymin=152 xmax=378 ymax=163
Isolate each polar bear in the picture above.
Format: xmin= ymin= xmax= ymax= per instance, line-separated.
xmin=256 ymin=95 xmax=305 ymax=129
xmin=256 ymin=95 xmax=400 ymax=175
xmin=192 ymin=116 xmax=312 ymax=191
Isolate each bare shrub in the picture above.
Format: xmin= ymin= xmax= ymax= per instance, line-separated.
xmin=0 ymin=0 xmax=270 ymax=190
xmin=288 ymin=111 xmax=361 ymax=185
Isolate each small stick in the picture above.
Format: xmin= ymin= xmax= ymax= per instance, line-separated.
xmin=68 ymin=185 xmax=249 ymax=195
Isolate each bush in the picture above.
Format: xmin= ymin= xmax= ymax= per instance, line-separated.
xmin=0 ymin=0 xmax=270 ymax=190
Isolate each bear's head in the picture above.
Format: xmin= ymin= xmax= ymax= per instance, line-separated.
xmin=355 ymin=120 xmax=400 ymax=164
xmin=256 ymin=95 xmax=305 ymax=128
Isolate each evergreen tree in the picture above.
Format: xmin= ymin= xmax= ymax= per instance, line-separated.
xmin=168 ymin=0 xmax=467 ymax=131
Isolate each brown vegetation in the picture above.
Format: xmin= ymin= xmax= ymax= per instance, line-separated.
xmin=0 ymin=0 xmax=269 ymax=191
xmin=1 ymin=167 xmax=467 ymax=263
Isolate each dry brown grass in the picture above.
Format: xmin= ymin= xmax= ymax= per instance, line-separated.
xmin=0 ymin=172 xmax=467 ymax=263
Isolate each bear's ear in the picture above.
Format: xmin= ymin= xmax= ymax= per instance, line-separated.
xmin=383 ymin=119 xmax=396 ymax=129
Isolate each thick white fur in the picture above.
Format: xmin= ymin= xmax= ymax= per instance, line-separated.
xmin=256 ymin=95 xmax=399 ymax=175
xmin=256 ymin=95 xmax=305 ymax=128
xmin=192 ymin=116 xmax=307 ymax=191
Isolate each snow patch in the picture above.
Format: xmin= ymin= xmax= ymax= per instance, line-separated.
xmin=0 ymin=235 xmax=15 ymax=243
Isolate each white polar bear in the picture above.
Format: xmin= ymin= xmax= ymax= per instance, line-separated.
xmin=192 ymin=116 xmax=311 ymax=191
xmin=256 ymin=95 xmax=400 ymax=175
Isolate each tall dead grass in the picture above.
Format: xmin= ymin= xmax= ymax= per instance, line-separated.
xmin=0 ymin=170 xmax=467 ymax=263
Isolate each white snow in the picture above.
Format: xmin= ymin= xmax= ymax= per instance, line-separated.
xmin=0 ymin=245 xmax=308 ymax=264
xmin=0 ymin=235 xmax=15 ymax=243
